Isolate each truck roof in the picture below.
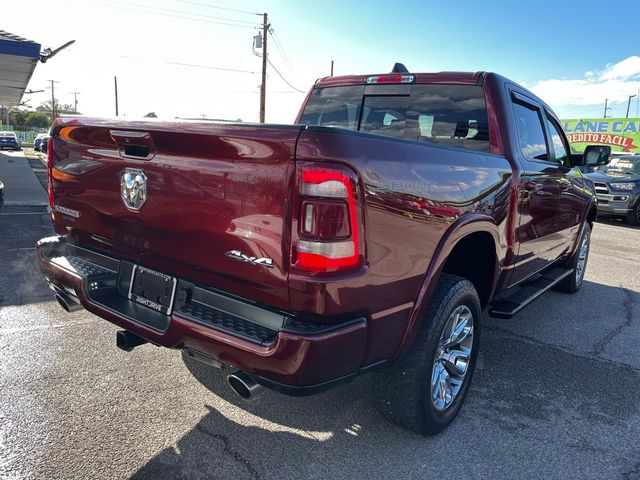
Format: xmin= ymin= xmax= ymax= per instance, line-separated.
xmin=315 ymin=71 xmax=485 ymax=88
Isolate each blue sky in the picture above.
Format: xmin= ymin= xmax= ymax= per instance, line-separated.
xmin=15 ymin=0 xmax=640 ymax=122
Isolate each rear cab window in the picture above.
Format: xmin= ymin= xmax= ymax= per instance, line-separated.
xmin=299 ymin=83 xmax=490 ymax=153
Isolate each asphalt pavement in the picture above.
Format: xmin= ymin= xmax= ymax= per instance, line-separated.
xmin=0 ymin=150 xmax=47 ymax=208
xmin=1 ymin=150 xmax=639 ymax=480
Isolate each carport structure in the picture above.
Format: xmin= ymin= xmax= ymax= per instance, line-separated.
xmin=0 ymin=30 xmax=41 ymax=107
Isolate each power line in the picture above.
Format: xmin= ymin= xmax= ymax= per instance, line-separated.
xmin=164 ymin=60 xmax=259 ymax=74
xmin=266 ymin=57 xmax=305 ymax=93
xmin=115 ymin=54 xmax=259 ymax=74
xmin=176 ymin=0 xmax=261 ymax=16
xmin=102 ymin=0 xmax=260 ymax=28
xmin=269 ymin=29 xmax=294 ymax=75
xmin=104 ymin=0 xmax=259 ymax=23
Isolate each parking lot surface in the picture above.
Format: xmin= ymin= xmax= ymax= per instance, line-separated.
xmin=1 ymin=151 xmax=639 ymax=479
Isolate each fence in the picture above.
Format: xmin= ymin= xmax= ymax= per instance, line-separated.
xmin=0 ymin=125 xmax=44 ymax=144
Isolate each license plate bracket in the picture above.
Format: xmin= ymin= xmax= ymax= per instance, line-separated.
xmin=128 ymin=265 xmax=177 ymax=315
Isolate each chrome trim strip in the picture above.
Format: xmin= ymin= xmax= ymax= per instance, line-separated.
xmin=371 ymin=302 xmax=415 ymax=320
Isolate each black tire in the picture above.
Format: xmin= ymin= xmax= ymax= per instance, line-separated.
xmin=555 ymin=223 xmax=591 ymax=293
xmin=626 ymin=201 xmax=640 ymax=226
xmin=373 ymin=274 xmax=481 ymax=435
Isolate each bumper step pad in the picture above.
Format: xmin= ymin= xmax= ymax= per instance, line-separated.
xmin=50 ymin=255 xmax=117 ymax=279
xmin=178 ymin=301 xmax=277 ymax=345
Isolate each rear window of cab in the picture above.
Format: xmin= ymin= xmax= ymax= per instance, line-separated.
xmin=299 ymin=84 xmax=490 ymax=152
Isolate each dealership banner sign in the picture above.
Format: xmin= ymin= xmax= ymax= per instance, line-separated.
xmin=561 ymin=118 xmax=640 ymax=153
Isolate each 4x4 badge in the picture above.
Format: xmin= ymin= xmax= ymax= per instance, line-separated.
xmin=225 ymin=250 xmax=274 ymax=268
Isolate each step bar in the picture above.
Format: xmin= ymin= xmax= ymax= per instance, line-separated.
xmin=489 ymin=267 xmax=573 ymax=319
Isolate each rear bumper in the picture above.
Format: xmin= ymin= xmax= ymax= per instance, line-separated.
xmin=36 ymin=236 xmax=371 ymax=394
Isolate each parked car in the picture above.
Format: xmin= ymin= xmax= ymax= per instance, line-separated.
xmin=0 ymin=179 xmax=4 ymax=201
xmin=34 ymin=133 xmax=48 ymax=152
xmin=40 ymin=134 xmax=50 ymax=154
xmin=37 ymin=65 xmax=601 ymax=436
xmin=0 ymin=131 xmax=21 ymax=150
xmin=586 ymin=155 xmax=640 ymax=225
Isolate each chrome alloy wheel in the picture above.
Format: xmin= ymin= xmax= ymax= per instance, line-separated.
xmin=431 ymin=305 xmax=474 ymax=411
xmin=575 ymin=232 xmax=589 ymax=287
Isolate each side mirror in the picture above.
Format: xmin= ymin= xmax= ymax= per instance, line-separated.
xmin=580 ymin=145 xmax=611 ymax=166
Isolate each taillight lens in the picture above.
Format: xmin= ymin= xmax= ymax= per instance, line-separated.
xmin=47 ymin=138 xmax=54 ymax=208
xmin=294 ymin=166 xmax=361 ymax=272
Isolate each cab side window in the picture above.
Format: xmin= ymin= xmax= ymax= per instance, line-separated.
xmin=512 ymin=99 xmax=549 ymax=162
xmin=545 ymin=115 xmax=569 ymax=165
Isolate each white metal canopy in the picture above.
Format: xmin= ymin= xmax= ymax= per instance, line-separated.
xmin=0 ymin=31 xmax=41 ymax=106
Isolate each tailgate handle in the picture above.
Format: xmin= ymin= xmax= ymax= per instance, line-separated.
xmin=109 ymin=130 xmax=156 ymax=159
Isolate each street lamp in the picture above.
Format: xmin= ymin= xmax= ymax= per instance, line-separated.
xmin=626 ymin=94 xmax=637 ymax=118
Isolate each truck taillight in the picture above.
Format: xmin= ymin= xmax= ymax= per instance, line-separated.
xmin=47 ymin=138 xmax=54 ymax=208
xmin=365 ymin=74 xmax=415 ymax=84
xmin=294 ymin=167 xmax=361 ymax=272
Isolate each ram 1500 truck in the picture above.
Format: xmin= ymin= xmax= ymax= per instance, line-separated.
xmin=37 ymin=66 xmax=604 ymax=435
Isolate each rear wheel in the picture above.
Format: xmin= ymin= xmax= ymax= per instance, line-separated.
xmin=373 ymin=274 xmax=481 ymax=435
xmin=555 ymin=224 xmax=590 ymax=293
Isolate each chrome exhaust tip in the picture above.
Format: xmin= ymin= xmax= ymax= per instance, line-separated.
xmin=54 ymin=291 xmax=83 ymax=313
xmin=227 ymin=371 xmax=265 ymax=399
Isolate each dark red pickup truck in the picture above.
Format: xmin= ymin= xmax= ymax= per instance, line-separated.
xmin=37 ymin=66 xmax=605 ymax=435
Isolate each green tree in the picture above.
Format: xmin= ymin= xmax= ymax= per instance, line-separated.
xmin=25 ymin=112 xmax=51 ymax=129
xmin=10 ymin=109 xmax=28 ymax=129
xmin=37 ymin=99 xmax=79 ymax=116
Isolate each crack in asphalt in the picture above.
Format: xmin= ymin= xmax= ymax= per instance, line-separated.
xmin=195 ymin=424 xmax=262 ymax=480
xmin=591 ymin=287 xmax=635 ymax=356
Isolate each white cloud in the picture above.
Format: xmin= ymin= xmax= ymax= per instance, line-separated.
xmin=600 ymin=56 xmax=640 ymax=81
xmin=530 ymin=56 xmax=640 ymax=107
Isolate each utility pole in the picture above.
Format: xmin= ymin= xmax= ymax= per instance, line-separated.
xmin=114 ymin=76 xmax=119 ymax=116
xmin=626 ymin=94 xmax=637 ymax=119
xmin=48 ymin=79 xmax=59 ymax=120
xmin=70 ymin=91 xmax=80 ymax=114
xmin=259 ymin=12 xmax=269 ymax=123
xmin=330 ymin=60 xmax=334 ymax=77
xmin=603 ymin=98 xmax=609 ymax=118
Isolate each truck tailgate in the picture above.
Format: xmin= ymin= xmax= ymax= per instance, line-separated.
xmin=49 ymin=119 xmax=303 ymax=310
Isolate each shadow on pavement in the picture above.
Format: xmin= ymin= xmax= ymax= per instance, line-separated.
xmin=0 ymin=211 xmax=54 ymax=307
xmin=129 ymin=280 xmax=640 ymax=480
xmin=596 ymin=216 xmax=640 ymax=231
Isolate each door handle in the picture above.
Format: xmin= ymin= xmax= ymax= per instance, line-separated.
xmin=559 ymin=182 xmax=570 ymax=192
xmin=109 ymin=130 xmax=156 ymax=159
xmin=523 ymin=181 xmax=543 ymax=191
